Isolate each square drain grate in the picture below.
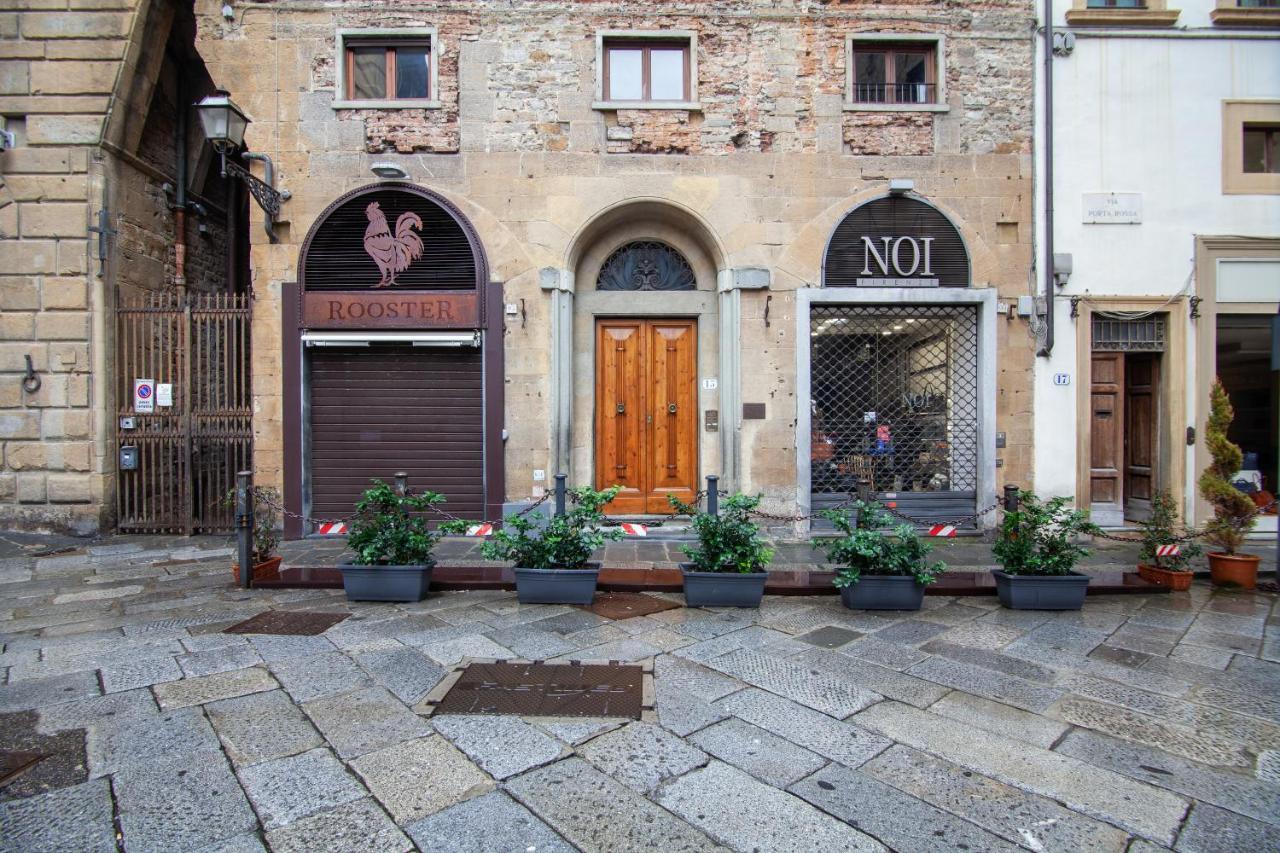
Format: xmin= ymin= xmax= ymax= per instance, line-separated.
xmin=224 ymin=610 xmax=350 ymax=636
xmin=579 ymin=592 xmax=681 ymax=620
xmin=431 ymin=661 xmax=645 ymax=719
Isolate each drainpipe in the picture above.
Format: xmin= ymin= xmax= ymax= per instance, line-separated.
xmin=1038 ymin=0 xmax=1055 ymax=357
xmin=174 ymin=73 xmax=187 ymax=289
xmin=240 ymin=152 xmax=278 ymax=243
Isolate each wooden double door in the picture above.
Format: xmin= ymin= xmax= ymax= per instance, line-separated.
xmin=595 ymin=319 xmax=699 ymax=514
xmin=1090 ymin=352 xmax=1159 ymax=521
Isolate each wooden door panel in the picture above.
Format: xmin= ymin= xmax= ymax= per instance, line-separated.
xmin=646 ymin=321 xmax=698 ymax=513
xmin=1090 ymin=352 xmax=1124 ymax=510
xmin=595 ymin=322 xmax=646 ymax=514
xmin=1124 ymin=354 xmax=1159 ymax=520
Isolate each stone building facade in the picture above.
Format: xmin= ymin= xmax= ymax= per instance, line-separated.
xmin=2 ymin=0 xmax=1040 ymax=534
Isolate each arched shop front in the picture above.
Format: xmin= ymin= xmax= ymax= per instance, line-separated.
xmin=281 ymin=183 xmax=503 ymax=538
xmin=798 ymin=194 xmax=998 ymax=530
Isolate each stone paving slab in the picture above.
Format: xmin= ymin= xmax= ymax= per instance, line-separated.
xmin=268 ymin=652 xmax=375 ymax=703
xmin=352 ymin=645 xmax=445 ymax=705
xmin=928 ymin=690 xmax=1070 ymax=749
xmin=404 ymin=790 xmax=574 ymax=853
xmin=702 ymin=648 xmax=880 ymax=718
xmin=908 ymin=655 xmax=1063 ymax=712
xmin=114 ymin=751 xmax=258 ymax=853
xmin=430 ymin=713 xmax=565 ymax=780
xmin=349 ymin=735 xmax=492 ymax=823
xmin=1050 ymin=696 xmax=1253 ymax=769
xmin=657 ymin=760 xmax=887 ymax=852
xmin=35 ymin=687 xmax=158 ymax=734
xmin=1056 ymin=729 xmax=1280 ymax=826
xmin=507 ymin=757 xmax=726 ymax=852
xmin=861 ymin=744 xmax=1131 ymax=852
xmin=302 ymin=686 xmax=432 ymax=759
xmin=1175 ymin=802 xmax=1280 ymax=853
xmin=579 ymin=721 xmax=707 ymax=792
xmin=790 ymin=762 xmax=1023 ymax=853
xmin=206 ymin=689 xmax=323 ymax=767
xmin=236 ymin=747 xmax=367 ymax=830
xmin=263 ymin=798 xmax=413 ymax=853
xmin=88 ymin=705 xmax=222 ymax=777
xmin=0 ymin=671 xmax=100 ymax=712
xmin=853 ymin=701 xmax=1189 ymax=845
xmin=177 ymin=644 xmax=264 ymax=678
xmin=152 ymin=666 xmax=278 ymax=710
xmin=0 ymin=777 xmax=117 ymax=853
xmin=690 ymin=718 xmax=826 ymax=787
xmin=796 ymin=647 xmax=950 ymax=708
xmin=715 ymin=687 xmax=892 ymax=769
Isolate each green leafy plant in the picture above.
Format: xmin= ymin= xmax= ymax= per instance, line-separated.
xmin=1197 ymin=379 xmax=1256 ymax=555
xmin=1136 ymin=490 xmax=1201 ymax=572
xmin=453 ymin=485 xmax=623 ymax=570
xmin=346 ymin=479 xmax=446 ymax=567
xmin=992 ymin=491 xmax=1099 ymax=576
xmin=669 ymin=493 xmax=774 ymax=574
xmin=222 ymin=485 xmax=281 ymax=564
xmin=814 ymin=500 xmax=945 ymax=588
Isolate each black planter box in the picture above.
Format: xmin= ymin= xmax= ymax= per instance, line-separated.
xmin=514 ymin=564 xmax=600 ymax=604
xmin=838 ymin=574 xmax=926 ymax=611
xmin=338 ymin=564 xmax=433 ymax=602
xmin=991 ymin=569 xmax=1089 ymax=610
xmin=680 ymin=564 xmax=768 ymax=608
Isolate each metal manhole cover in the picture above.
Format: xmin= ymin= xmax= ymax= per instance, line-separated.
xmin=0 ymin=751 xmax=46 ymax=788
xmin=579 ymin=592 xmax=681 ymax=620
xmin=432 ymin=661 xmax=645 ymax=718
xmin=223 ymin=610 xmax=350 ymax=636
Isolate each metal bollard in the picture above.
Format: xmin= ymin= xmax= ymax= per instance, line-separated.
xmin=235 ymin=470 xmax=252 ymax=589
xmin=554 ymin=474 xmax=567 ymax=517
xmin=394 ymin=471 xmax=408 ymax=496
xmin=706 ymin=475 xmax=719 ymax=517
xmin=856 ymin=479 xmax=872 ymax=504
xmin=1003 ymin=484 xmax=1020 ymax=514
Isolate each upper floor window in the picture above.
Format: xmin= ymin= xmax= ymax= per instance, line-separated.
xmin=1086 ymin=1 xmax=1145 ymax=7
xmin=1210 ymin=0 xmax=1280 ymax=25
xmin=1067 ymin=0 xmax=1180 ymax=25
xmin=334 ymin=28 xmax=440 ymax=110
xmin=1244 ymin=124 xmax=1279 ymax=173
xmin=593 ymin=31 xmax=700 ymax=110
xmin=845 ymin=35 xmax=948 ymax=113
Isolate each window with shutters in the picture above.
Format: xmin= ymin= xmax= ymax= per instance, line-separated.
xmin=844 ymin=35 xmax=948 ymax=113
xmin=334 ymin=28 xmax=440 ymax=110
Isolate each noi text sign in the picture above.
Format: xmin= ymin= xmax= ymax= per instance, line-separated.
xmin=302 ymin=291 xmax=479 ymax=329
xmin=856 ymin=236 xmax=939 ymax=287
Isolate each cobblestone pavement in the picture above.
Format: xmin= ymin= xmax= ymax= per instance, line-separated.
xmin=2 ymin=536 xmax=1279 ymax=852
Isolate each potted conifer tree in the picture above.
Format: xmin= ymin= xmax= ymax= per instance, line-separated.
xmin=460 ymin=485 xmax=622 ymax=604
xmin=1198 ymin=379 xmax=1261 ymax=589
xmin=991 ymin=492 xmax=1098 ymax=610
xmin=671 ymin=493 xmax=774 ymax=607
xmin=338 ymin=480 xmax=446 ymax=602
xmin=815 ymin=500 xmax=945 ymax=610
xmin=1135 ymin=491 xmax=1201 ymax=591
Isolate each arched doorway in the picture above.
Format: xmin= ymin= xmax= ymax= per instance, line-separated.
xmin=565 ymin=201 xmax=726 ymax=514
xmin=282 ymin=182 xmax=502 ymax=537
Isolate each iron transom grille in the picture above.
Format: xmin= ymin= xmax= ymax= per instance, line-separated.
xmin=811 ymin=304 xmax=980 ymax=523
xmin=596 ymin=241 xmax=696 ymax=291
xmin=1091 ymin=314 xmax=1166 ymax=352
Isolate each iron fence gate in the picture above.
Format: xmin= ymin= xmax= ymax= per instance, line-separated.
xmin=116 ymin=291 xmax=252 ymax=533
xmin=810 ymin=303 xmax=980 ymax=526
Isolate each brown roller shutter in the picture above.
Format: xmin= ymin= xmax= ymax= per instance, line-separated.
xmin=308 ymin=344 xmax=484 ymax=522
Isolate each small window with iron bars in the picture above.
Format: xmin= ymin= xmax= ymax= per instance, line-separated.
xmin=1091 ymin=314 xmax=1167 ymax=352
xmin=850 ymin=42 xmax=938 ymax=106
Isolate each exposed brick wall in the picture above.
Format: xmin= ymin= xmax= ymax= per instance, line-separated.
xmin=843 ymin=113 xmax=934 ymax=156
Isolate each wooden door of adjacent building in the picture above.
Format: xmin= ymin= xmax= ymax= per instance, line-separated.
xmin=1124 ymin=354 xmax=1159 ymax=522
xmin=595 ymin=319 xmax=698 ymax=514
xmin=1090 ymin=352 xmax=1125 ymax=514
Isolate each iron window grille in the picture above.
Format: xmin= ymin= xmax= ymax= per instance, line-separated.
xmin=810 ymin=304 xmax=980 ymax=504
xmin=596 ymin=241 xmax=696 ymax=291
xmin=1091 ymin=314 xmax=1167 ymax=351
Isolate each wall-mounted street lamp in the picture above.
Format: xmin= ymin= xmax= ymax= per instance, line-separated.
xmin=195 ymin=90 xmax=289 ymax=243
xmin=370 ymin=162 xmax=410 ymax=180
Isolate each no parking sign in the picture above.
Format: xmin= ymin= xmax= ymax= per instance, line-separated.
xmin=134 ymin=379 xmax=155 ymax=413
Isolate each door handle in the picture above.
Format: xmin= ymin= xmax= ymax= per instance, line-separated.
xmin=668 ymin=403 xmax=677 ymax=414
xmin=616 ymin=403 xmax=625 ymax=414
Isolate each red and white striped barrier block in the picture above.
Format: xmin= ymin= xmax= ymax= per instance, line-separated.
xmin=927 ymin=524 xmax=957 ymax=538
xmin=316 ymin=522 xmax=347 ymax=535
xmin=1155 ymin=544 xmax=1180 ymax=558
xmin=465 ymin=523 xmax=494 ymax=537
xmin=620 ymin=523 xmax=648 ymax=537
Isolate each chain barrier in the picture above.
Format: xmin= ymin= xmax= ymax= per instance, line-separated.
xmin=1088 ymin=497 xmax=1279 ymax=544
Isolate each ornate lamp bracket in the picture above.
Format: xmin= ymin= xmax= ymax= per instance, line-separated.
xmin=220 ymin=151 xmax=290 ymax=243
xmin=1189 ymin=295 xmax=1202 ymax=320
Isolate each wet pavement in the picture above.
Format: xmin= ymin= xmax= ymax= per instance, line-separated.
xmin=0 ymin=533 xmax=1278 ymax=852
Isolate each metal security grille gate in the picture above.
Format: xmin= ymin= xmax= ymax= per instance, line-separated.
xmin=810 ymin=304 xmax=980 ymax=526
xmin=116 ymin=292 xmax=252 ymax=533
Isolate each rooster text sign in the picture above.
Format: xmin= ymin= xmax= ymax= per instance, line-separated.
xmin=301 ymin=291 xmax=479 ymax=329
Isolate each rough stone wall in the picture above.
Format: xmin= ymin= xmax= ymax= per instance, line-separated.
xmin=0 ymin=0 xmax=138 ymax=533
xmin=196 ymin=0 xmax=1038 ymax=521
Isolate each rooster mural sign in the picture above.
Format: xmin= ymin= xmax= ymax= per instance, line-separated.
xmin=363 ymin=202 xmax=425 ymax=287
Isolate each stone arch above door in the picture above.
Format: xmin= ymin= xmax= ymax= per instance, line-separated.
xmin=567 ymin=198 xmax=725 ymax=292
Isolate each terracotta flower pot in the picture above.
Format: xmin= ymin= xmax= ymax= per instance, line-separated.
xmin=1137 ymin=562 xmax=1193 ymax=591
xmin=1206 ymin=552 xmax=1260 ymax=589
xmin=230 ymin=555 xmax=282 ymax=584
